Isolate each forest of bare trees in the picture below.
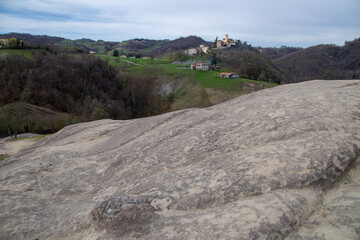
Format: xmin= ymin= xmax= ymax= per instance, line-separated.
xmin=0 ymin=49 xmax=174 ymax=137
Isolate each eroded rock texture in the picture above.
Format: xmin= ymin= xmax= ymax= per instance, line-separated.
xmin=0 ymin=80 xmax=359 ymax=239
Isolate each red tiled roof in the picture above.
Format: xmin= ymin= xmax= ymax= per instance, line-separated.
xmin=219 ymin=72 xmax=233 ymax=76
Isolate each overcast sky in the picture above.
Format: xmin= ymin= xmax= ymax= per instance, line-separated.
xmin=0 ymin=0 xmax=359 ymax=47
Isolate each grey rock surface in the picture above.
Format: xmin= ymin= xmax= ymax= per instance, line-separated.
xmin=0 ymin=80 xmax=359 ymax=240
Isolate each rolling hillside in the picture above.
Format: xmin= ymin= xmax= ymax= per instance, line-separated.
xmin=0 ymin=33 xmax=209 ymax=56
xmin=272 ymin=38 xmax=360 ymax=83
xmin=0 ymin=33 xmax=65 ymax=45
xmin=0 ymin=102 xmax=80 ymax=138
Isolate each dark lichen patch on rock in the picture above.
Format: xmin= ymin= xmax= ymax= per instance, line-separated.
xmin=90 ymin=196 xmax=157 ymax=235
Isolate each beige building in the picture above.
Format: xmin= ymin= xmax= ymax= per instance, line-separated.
xmin=0 ymin=38 xmax=10 ymax=46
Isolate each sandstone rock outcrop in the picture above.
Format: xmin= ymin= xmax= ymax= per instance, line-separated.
xmin=0 ymin=80 xmax=359 ymax=239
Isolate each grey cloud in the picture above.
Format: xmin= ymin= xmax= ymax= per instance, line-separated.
xmin=0 ymin=0 xmax=359 ymax=47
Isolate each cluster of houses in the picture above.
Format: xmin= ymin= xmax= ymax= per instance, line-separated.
xmin=0 ymin=38 xmax=24 ymax=48
xmin=188 ymin=62 xmax=239 ymax=79
xmin=216 ymin=34 xmax=236 ymax=48
xmin=108 ymin=34 xmax=241 ymax=79
xmin=217 ymin=34 xmax=236 ymax=48
xmin=184 ymin=34 xmax=236 ymax=56
xmin=185 ymin=44 xmax=210 ymax=56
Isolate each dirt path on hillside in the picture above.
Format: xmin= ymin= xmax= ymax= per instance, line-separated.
xmin=119 ymin=58 xmax=140 ymax=65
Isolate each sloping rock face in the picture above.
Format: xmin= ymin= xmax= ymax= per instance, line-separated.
xmin=0 ymin=80 xmax=359 ymax=240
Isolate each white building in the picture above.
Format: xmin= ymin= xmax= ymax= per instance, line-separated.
xmin=200 ymin=45 xmax=210 ymax=53
xmin=191 ymin=61 xmax=209 ymax=71
xmin=185 ymin=48 xmax=198 ymax=56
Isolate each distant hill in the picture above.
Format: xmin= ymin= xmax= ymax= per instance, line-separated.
xmin=272 ymin=38 xmax=360 ymax=83
xmin=259 ymin=46 xmax=303 ymax=59
xmin=117 ymin=39 xmax=164 ymax=52
xmin=217 ymin=48 xmax=285 ymax=84
xmin=0 ymin=33 xmax=65 ymax=45
xmin=2 ymin=33 xmax=359 ymax=83
xmin=0 ymin=33 xmax=209 ymax=55
xmin=155 ymin=36 xmax=208 ymax=53
xmin=54 ymin=38 xmax=167 ymax=55
xmin=54 ymin=38 xmax=119 ymax=54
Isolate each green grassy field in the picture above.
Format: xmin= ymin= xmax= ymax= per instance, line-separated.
xmin=98 ymin=55 xmax=131 ymax=66
xmin=98 ymin=54 xmax=279 ymax=93
xmin=123 ymin=63 xmax=193 ymax=77
xmin=99 ymin=55 xmax=169 ymax=65
xmin=195 ymin=70 xmax=278 ymax=91
xmin=122 ymin=57 xmax=168 ymax=65
xmin=0 ymin=49 xmax=34 ymax=58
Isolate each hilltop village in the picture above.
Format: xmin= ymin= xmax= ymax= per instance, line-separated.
xmin=113 ymin=34 xmax=241 ymax=77
xmin=0 ymin=34 xmax=251 ymax=80
xmin=185 ymin=34 xmax=237 ymax=56
xmin=180 ymin=34 xmax=240 ymax=78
